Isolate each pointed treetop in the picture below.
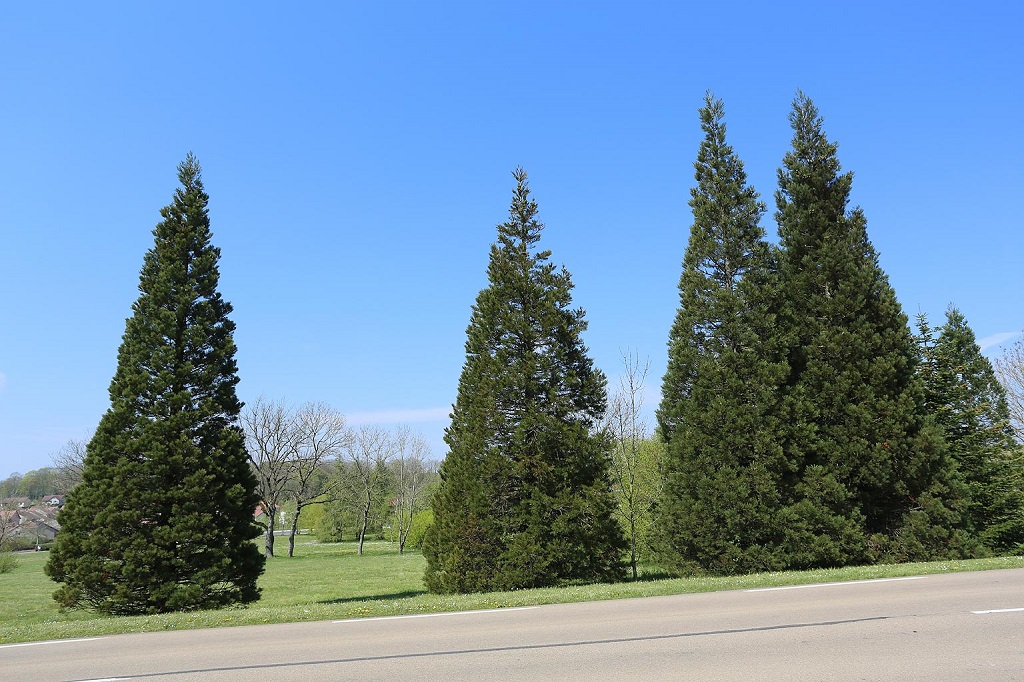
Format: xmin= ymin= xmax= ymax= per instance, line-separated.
xmin=682 ymin=92 xmax=766 ymax=290
xmin=179 ymin=151 xmax=201 ymax=183
xmin=500 ymin=166 xmax=543 ymax=250
xmin=775 ymin=91 xmax=860 ymax=255
xmin=777 ymin=91 xmax=846 ymax=195
xmin=693 ymin=91 xmax=737 ymax=198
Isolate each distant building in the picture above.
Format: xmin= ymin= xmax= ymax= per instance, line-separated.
xmin=1 ymin=505 xmax=61 ymax=543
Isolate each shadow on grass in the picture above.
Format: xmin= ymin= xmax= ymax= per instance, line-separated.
xmin=630 ymin=570 xmax=676 ymax=582
xmin=317 ymin=590 xmax=428 ymax=605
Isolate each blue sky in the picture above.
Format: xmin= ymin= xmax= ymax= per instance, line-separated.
xmin=2 ymin=2 xmax=1022 ymax=477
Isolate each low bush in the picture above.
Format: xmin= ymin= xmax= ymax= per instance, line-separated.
xmin=405 ymin=509 xmax=433 ymax=549
xmin=2 ymin=537 xmax=40 ymax=552
xmin=0 ymin=552 xmax=17 ymax=574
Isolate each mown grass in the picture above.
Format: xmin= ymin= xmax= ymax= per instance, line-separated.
xmin=2 ymin=539 xmax=1022 ymax=645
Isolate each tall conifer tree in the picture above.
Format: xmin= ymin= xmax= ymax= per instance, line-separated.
xmin=918 ymin=308 xmax=1024 ymax=552
xmin=46 ymin=155 xmax=264 ymax=614
xmin=775 ymin=94 xmax=968 ymax=564
xmin=424 ymin=169 xmax=624 ymax=593
xmin=655 ymin=93 xmax=789 ymax=574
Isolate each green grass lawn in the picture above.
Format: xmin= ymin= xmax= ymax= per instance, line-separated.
xmin=2 ymin=538 xmax=1022 ymax=645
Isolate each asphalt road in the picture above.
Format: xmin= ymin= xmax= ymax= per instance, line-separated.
xmin=3 ymin=568 xmax=1022 ymax=681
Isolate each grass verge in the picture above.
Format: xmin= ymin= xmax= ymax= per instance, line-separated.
xmin=2 ymin=539 xmax=1022 ymax=645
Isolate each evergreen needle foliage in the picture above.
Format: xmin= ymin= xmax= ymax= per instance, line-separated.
xmin=45 ymin=155 xmax=265 ymax=614
xmin=424 ymin=168 xmax=625 ymax=593
xmin=917 ymin=308 xmax=1024 ymax=553
xmin=775 ymin=94 xmax=970 ymax=565
xmin=655 ymin=93 xmax=789 ymax=575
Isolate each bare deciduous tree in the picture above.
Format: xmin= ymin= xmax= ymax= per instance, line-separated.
xmin=241 ymin=397 xmax=298 ymax=558
xmin=390 ymin=427 xmax=437 ymax=554
xmin=995 ymin=338 xmax=1024 ymax=441
xmin=0 ymin=500 xmax=18 ymax=551
xmin=286 ymin=402 xmax=350 ymax=557
xmin=342 ymin=425 xmax=396 ymax=555
xmin=603 ymin=351 xmax=662 ymax=579
xmin=51 ymin=439 xmax=88 ymax=494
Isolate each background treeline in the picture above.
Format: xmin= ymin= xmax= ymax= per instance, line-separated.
xmin=7 ymin=409 xmax=442 ymax=560
xmin=0 ymin=467 xmax=67 ymax=501
xmin=239 ymin=397 xmax=439 ymax=558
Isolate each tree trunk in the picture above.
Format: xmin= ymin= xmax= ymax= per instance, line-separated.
xmin=288 ymin=506 xmax=302 ymax=558
xmin=397 ymin=505 xmax=407 ymax=554
xmin=629 ymin=515 xmax=638 ymax=580
xmin=264 ymin=507 xmax=276 ymax=558
xmin=358 ymin=498 xmax=370 ymax=556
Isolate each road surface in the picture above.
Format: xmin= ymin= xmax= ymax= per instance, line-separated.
xmin=3 ymin=568 xmax=1022 ymax=681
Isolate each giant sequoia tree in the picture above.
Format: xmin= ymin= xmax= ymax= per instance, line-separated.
xmin=775 ymin=94 xmax=969 ymax=564
xmin=46 ymin=155 xmax=265 ymax=614
xmin=918 ymin=308 xmax=1024 ymax=553
xmin=655 ymin=94 xmax=790 ymax=575
xmin=424 ymin=168 xmax=624 ymax=593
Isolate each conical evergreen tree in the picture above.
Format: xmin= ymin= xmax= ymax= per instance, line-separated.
xmin=423 ymin=168 xmax=624 ymax=593
xmin=654 ymin=93 xmax=790 ymax=575
xmin=918 ymin=307 xmax=1024 ymax=552
xmin=46 ymin=155 xmax=265 ymax=614
xmin=775 ymin=93 xmax=969 ymax=565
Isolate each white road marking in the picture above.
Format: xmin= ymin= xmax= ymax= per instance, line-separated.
xmin=333 ymin=606 xmax=539 ymax=623
xmin=0 ymin=637 xmax=105 ymax=649
xmin=745 ymin=576 xmax=926 ymax=592
xmin=971 ymin=607 xmax=1024 ymax=614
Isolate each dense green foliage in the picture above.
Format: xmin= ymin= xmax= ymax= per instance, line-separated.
xmin=918 ymin=308 xmax=1024 ymax=553
xmin=403 ymin=508 xmax=434 ymax=550
xmin=774 ymin=94 xmax=969 ymax=566
xmin=45 ymin=155 xmax=265 ymax=614
xmin=424 ymin=169 xmax=625 ymax=593
xmin=654 ymin=93 xmax=984 ymax=576
xmin=655 ymin=94 xmax=791 ymax=575
xmin=0 ymin=467 xmax=63 ymax=500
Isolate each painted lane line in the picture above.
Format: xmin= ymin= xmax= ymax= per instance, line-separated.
xmin=333 ymin=606 xmax=538 ymax=623
xmin=972 ymin=607 xmax=1024 ymax=614
xmin=745 ymin=576 xmax=926 ymax=592
xmin=0 ymin=637 xmax=105 ymax=649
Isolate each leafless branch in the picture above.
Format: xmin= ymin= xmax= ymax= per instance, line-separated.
xmin=995 ymin=338 xmax=1024 ymax=441
xmin=241 ymin=397 xmax=299 ymax=558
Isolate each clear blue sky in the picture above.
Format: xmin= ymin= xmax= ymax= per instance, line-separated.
xmin=2 ymin=2 xmax=1022 ymax=477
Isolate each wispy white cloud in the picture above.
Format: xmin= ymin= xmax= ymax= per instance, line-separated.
xmin=978 ymin=331 xmax=1023 ymax=351
xmin=346 ymin=407 xmax=451 ymax=425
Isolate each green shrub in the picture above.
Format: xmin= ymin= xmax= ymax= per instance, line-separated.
xmin=3 ymin=537 xmax=39 ymax=552
xmin=0 ymin=552 xmax=17 ymax=574
xmin=299 ymin=504 xmax=325 ymax=534
xmin=316 ymin=501 xmax=347 ymax=542
xmin=405 ymin=509 xmax=433 ymax=550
